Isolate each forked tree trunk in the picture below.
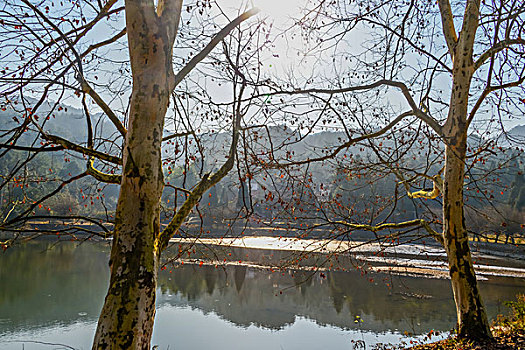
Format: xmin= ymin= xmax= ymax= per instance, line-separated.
xmin=437 ymin=0 xmax=492 ymax=339
xmin=92 ymin=1 xmax=179 ymax=348
xmin=91 ymin=2 xmax=255 ymax=347
xmin=441 ymin=24 xmax=492 ymax=337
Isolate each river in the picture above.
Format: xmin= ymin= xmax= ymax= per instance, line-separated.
xmin=0 ymin=240 xmax=524 ymax=349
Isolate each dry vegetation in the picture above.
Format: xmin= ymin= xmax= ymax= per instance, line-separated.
xmin=407 ymin=294 xmax=525 ymax=350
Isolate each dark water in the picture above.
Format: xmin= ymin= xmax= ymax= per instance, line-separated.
xmin=0 ymin=241 xmax=523 ymax=350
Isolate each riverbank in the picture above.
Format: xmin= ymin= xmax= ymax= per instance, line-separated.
xmin=168 ymin=236 xmax=525 ymax=279
xmin=3 ymin=226 xmax=525 ymax=279
xmin=408 ymin=294 xmax=525 ymax=350
xmin=1 ymin=239 xmax=523 ymax=349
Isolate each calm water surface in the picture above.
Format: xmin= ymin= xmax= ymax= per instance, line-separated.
xmin=0 ymin=241 xmax=524 ymax=349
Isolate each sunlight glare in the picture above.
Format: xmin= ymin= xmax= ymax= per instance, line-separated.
xmin=251 ymin=0 xmax=304 ymax=21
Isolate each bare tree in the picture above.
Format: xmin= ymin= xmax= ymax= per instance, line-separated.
xmin=0 ymin=0 xmax=261 ymax=347
xmin=244 ymin=0 xmax=525 ymax=341
xmin=2 ymin=0 xmax=524 ymax=345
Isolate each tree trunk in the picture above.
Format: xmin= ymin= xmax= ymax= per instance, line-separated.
xmin=443 ymin=142 xmax=492 ymax=340
xmin=89 ymin=3 xmax=255 ymax=347
xmin=92 ymin=1 xmax=178 ymax=347
xmin=92 ymin=70 xmax=170 ymax=347
xmin=442 ymin=29 xmax=492 ymax=337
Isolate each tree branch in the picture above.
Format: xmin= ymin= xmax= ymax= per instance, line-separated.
xmin=86 ymin=158 xmax=121 ymax=184
xmin=456 ymin=0 xmax=481 ymax=59
xmin=157 ymin=0 xmax=183 ymax=46
xmin=332 ymin=219 xmax=444 ymax=246
xmin=158 ymin=62 xmax=248 ymax=252
xmin=264 ymin=79 xmax=444 ymax=139
xmin=81 ymin=80 xmax=127 ymax=137
xmin=474 ymin=38 xmax=525 ymax=71
xmin=0 ymin=143 xmax=64 ymax=152
xmin=468 ymin=76 xmax=525 ymax=125
xmin=3 ymin=172 xmax=89 ymax=227
xmin=43 ymin=134 xmax=122 ymax=165
xmin=437 ymin=0 xmax=458 ymax=59
xmin=162 ymin=131 xmax=194 ymax=142
xmin=394 ymin=167 xmax=444 ymax=200
xmin=406 ymin=173 xmax=443 ymax=200
xmin=266 ymin=110 xmax=415 ymax=168
xmin=173 ymin=8 xmax=260 ymax=87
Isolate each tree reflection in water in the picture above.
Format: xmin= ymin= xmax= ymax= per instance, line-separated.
xmin=1 ymin=241 xmax=524 ymax=338
xmin=157 ymin=260 xmax=524 ymax=334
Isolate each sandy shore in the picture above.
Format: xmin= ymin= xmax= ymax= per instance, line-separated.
xmin=169 ymin=236 xmax=525 ymax=279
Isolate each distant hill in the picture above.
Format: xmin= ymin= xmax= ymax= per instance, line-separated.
xmin=509 ymin=124 xmax=525 ymax=139
xmin=1 ymin=99 xmax=523 ymax=227
xmin=0 ymin=99 xmax=120 ymax=146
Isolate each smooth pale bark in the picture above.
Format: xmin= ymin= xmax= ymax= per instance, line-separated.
xmin=92 ymin=66 xmax=168 ymax=347
xmin=440 ymin=0 xmax=492 ymax=339
xmin=92 ymin=1 xmax=180 ymax=348
xmin=443 ymin=141 xmax=491 ymax=339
